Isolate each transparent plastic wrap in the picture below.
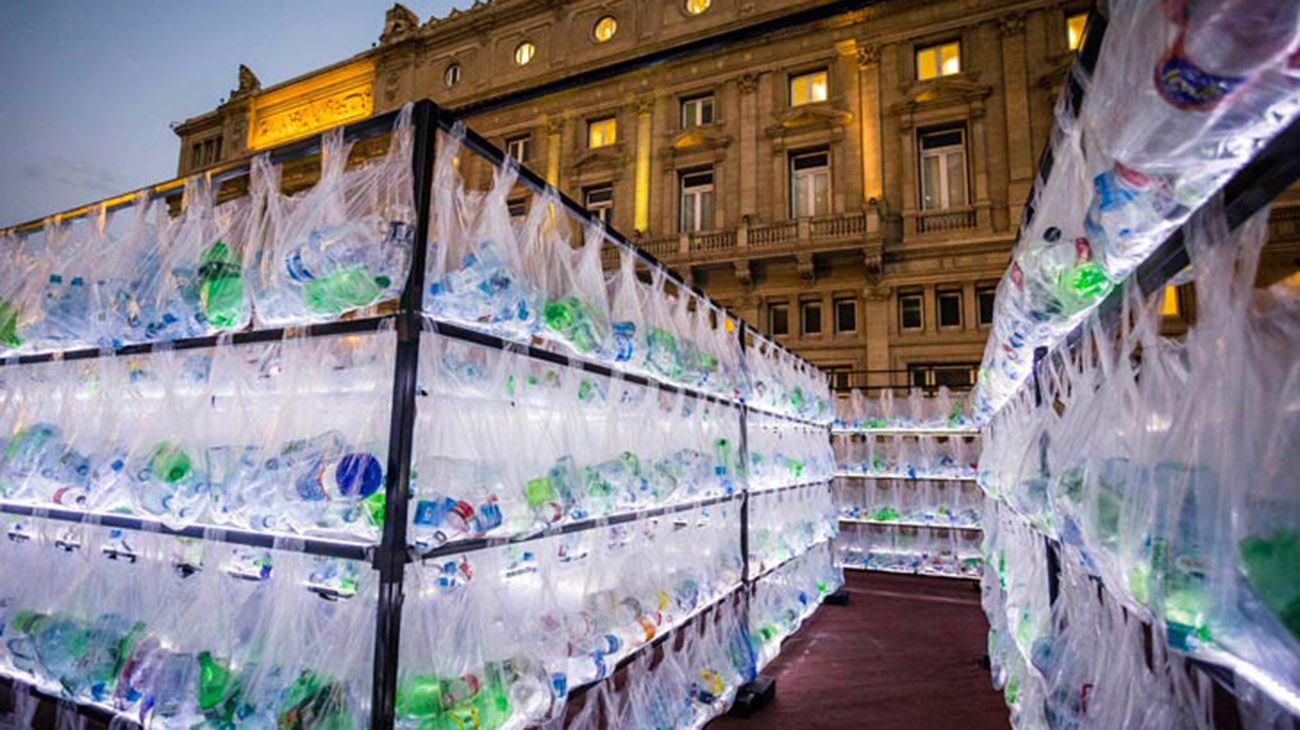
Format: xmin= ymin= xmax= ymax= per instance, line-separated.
xmin=251 ymin=104 xmax=415 ymax=325
xmin=146 ymin=176 xmax=253 ymax=341
xmin=427 ymin=125 xmax=536 ymax=340
xmin=973 ymin=0 xmax=1300 ymax=423
xmin=538 ymin=215 xmax=613 ymax=359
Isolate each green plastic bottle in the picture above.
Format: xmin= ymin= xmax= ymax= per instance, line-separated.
xmin=1240 ymin=529 xmax=1300 ymax=640
xmin=150 ymin=442 xmax=193 ymax=484
xmin=0 ymin=298 xmax=21 ymax=349
xmin=197 ymin=651 xmax=235 ymax=711
xmin=198 ymin=241 xmax=245 ymax=327
xmin=542 ymin=297 xmax=605 ymax=354
xmin=277 ymin=670 xmax=352 ymax=729
xmin=304 ymin=267 xmax=387 ymax=315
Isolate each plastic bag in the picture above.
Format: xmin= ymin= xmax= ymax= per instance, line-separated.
xmin=252 ymin=104 xmax=415 ymax=325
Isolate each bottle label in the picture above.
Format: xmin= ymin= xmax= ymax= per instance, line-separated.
xmin=1155 ymin=36 xmax=1246 ymax=111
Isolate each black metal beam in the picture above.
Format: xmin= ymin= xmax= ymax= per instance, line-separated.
xmin=369 ymin=98 xmax=438 ymax=730
xmin=417 ymin=491 xmax=743 ymax=561
xmin=0 ymin=502 xmax=374 ymax=561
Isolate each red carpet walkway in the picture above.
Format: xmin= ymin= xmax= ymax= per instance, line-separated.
xmin=712 ymin=570 xmax=1009 ymax=730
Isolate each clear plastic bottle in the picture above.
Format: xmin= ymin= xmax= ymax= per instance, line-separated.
xmin=284 ymin=211 xmax=413 ymax=315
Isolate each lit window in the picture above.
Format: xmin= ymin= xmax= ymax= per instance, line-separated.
xmin=584 ymin=184 xmax=614 ymax=225
xmin=769 ymin=303 xmax=789 ymax=336
xmin=1161 ymin=284 xmax=1181 ymax=318
xmin=514 ymin=41 xmax=536 ymax=66
xmin=594 ymin=16 xmax=618 ymax=43
xmin=684 ymin=0 xmax=711 ymax=16
xmin=919 ymin=127 xmax=968 ymax=211
xmin=681 ymin=95 xmax=714 ymax=129
xmin=506 ymin=135 xmax=531 ymax=162
xmin=937 ymin=289 xmax=963 ymax=328
xmin=588 ymin=116 xmax=617 ymax=148
xmin=1066 ymin=13 xmax=1088 ymax=51
xmin=444 ymin=63 xmax=461 ymax=87
xmin=679 ymin=169 xmax=715 ymax=233
xmin=899 ymin=292 xmax=923 ymax=331
xmin=916 ymin=41 xmax=961 ymax=81
xmin=790 ymin=70 xmax=828 ymax=107
xmin=790 ymin=149 xmax=830 ymax=218
xmin=191 ymin=142 xmax=202 ymax=167
xmin=834 ymin=298 xmax=857 ymax=334
xmin=976 ymin=285 xmax=996 ymax=327
xmin=801 ymin=301 xmax=823 ymax=336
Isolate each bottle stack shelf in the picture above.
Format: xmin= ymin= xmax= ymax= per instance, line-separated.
xmin=0 ymin=100 xmax=840 ymax=729
xmin=830 ymin=388 xmax=982 ymax=581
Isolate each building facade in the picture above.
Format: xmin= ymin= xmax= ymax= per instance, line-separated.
xmin=173 ymin=0 xmax=1300 ymax=392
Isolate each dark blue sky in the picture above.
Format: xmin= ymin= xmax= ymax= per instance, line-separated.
xmin=0 ymin=0 xmax=472 ymax=227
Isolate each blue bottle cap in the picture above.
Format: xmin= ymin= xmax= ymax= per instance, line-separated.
xmin=335 ymin=453 xmax=383 ymax=499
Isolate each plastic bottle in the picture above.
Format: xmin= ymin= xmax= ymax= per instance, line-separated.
xmin=284 ymin=213 xmax=413 ymax=315
xmin=132 ymin=440 xmax=207 ymax=521
xmin=542 ymin=296 xmax=607 ymax=355
xmin=277 ymin=670 xmax=353 ymax=729
xmin=39 ymin=271 xmax=92 ymax=346
xmin=197 ymin=240 xmax=245 ymax=328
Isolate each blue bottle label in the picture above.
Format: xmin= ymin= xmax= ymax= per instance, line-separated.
xmin=1155 ymin=40 xmax=1245 ymax=111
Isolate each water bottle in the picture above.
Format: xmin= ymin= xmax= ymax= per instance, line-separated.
xmin=132 ymin=440 xmax=207 ymax=522
xmin=429 ymin=240 xmax=530 ymax=329
xmin=39 ymin=272 xmax=92 ymax=346
xmin=197 ymin=240 xmax=244 ymax=328
xmin=643 ymin=327 xmax=681 ymax=380
xmin=277 ymin=670 xmax=353 ymax=729
xmin=542 ymin=296 xmax=607 ymax=355
xmin=611 ymin=320 xmax=636 ymax=362
xmin=285 ymin=212 xmax=413 ymax=315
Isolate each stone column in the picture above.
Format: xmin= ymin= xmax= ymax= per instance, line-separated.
xmin=634 ymin=96 xmax=654 ymax=233
xmin=1000 ymin=12 xmax=1034 ymax=222
xmin=856 ymin=43 xmax=884 ymax=204
xmin=737 ymin=72 xmax=761 ymax=220
xmin=545 ymin=116 xmax=565 ymax=188
xmin=862 ymin=283 xmax=893 ymax=375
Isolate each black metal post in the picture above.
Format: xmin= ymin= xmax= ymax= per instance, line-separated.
xmin=370 ymin=99 xmax=438 ymax=729
xmin=737 ymin=324 xmax=752 ymax=587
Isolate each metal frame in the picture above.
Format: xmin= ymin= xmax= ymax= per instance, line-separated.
xmin=0 ymin=97 xmax=842 ymax=728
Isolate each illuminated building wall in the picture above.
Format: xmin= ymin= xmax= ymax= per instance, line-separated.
xmin=174 ymin=0 xmax=1300 ymax=391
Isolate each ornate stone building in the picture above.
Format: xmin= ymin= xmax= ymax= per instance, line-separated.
xmin=173 ymin=0 xmax=1300 ymax=391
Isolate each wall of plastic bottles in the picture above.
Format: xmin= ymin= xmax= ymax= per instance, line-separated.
xmin=0 ymin=104 xmax=841 ymax=728
xmin=970 ymin=0 xmax=1300 ymax=423
xmin=829 ymin=390 xmax=984 ymax=581
xmin=976 ymin=204 xmax=1300 ymax=724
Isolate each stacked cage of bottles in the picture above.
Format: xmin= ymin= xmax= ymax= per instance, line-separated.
xmin=829 ymin=390 xmax=984 ymax=580
xmin=0 ymin=103 xmax=840 ymax=729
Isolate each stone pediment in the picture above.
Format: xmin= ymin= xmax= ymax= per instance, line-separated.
xmin=571 ymin=144 xmax=627 ymax=172
xmin=891 ymin=75 xmax=993 ymax=117
xmin=765 ymin=103 xmax=853 ymax=138
xmin=670 ymin=128 xmax=733 ymax=151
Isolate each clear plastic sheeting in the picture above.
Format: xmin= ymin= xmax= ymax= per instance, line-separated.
xmin=397 ymin=501 xmax=742 ymax=729
xmin=423 ymin=125 xmax=770 ymax=407
xmin=834 ymin=434 xmax=979 ymax=481
xmin=747 ymin=485 xmax=837 ymax=578
xmin=978 ymin=205 xmax=1300 ymax=711
xmin=971 ymin=0 xmax=1300 ymax=422
xmin=744 ymin=338 xmax=831 ymax=423
xmin=0 ymin=520 xmax=376 ymax=728
xmin=744 ymin=413 xmax=833 ymax=493
xmin=833 ymin=387 xmax=974 ymax=432
xmin=565 ymin=594 xmax=754 ymax=730
xmin=981 ymin=503 xmax=1216 ymax=729
xmin=835 ymin=477 xmax=983 ymax=528
xmin=0 ymin=328 xmax=396 ymax=539
xmin=836 ymin=520 xmax=982 ymax=579
xmin=410 ymin=332 xmax=742 ymax=551
xmin=250 ymin=105 xmax=415 ymax=325
xmin=747 ymin=540 xmax=843 ymax=671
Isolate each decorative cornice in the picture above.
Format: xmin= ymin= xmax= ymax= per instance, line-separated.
xmin=545 ymin=116 xmax=566 ymax=136
xmin=634 ymin=96 xmax=655 ymax=116
xmin=669 ymin=128 xmax=733 ymax=152
xmin=737 ymin=72 xmax=761 ymax=95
